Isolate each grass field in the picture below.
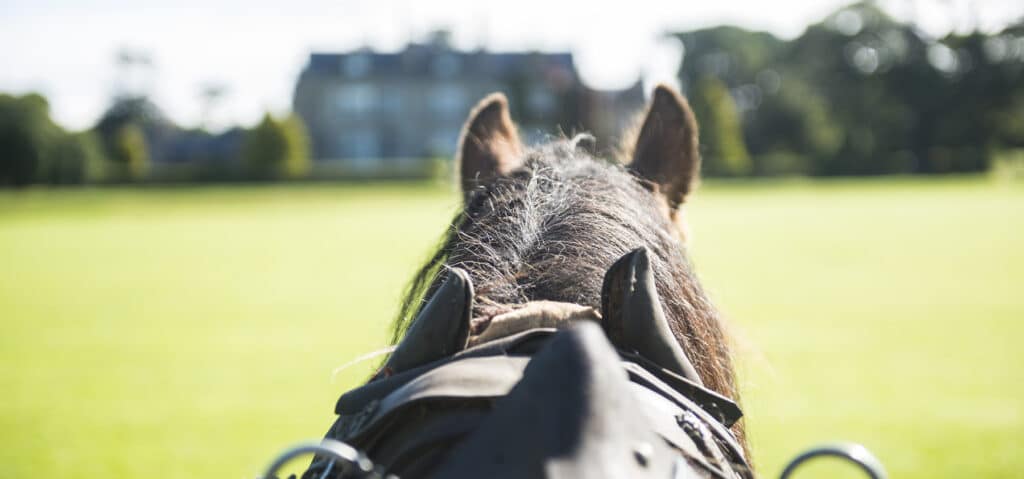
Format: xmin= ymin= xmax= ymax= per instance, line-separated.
xmin=1 ymin=177 xmax=1021 ymax=478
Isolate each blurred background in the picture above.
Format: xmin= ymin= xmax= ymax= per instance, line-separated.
xmin=1 ymin=0 xmax=1022 ymax=477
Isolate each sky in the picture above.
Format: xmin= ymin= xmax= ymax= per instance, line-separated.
xmin=1 ymin=0 xmax=1020 ymax=131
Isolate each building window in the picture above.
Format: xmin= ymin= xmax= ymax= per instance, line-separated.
xmin=428 ymin=127 xmax=461 ymax=157
xmin=380 ymin=91 xmax=403 ymax=115
xmin=340 ymin=128 xmax=380 ymax=159
xmin=429 ymin=85 xmax=466 ymax=118
xmin=343 ymin=54 xmax=371 ymax=78
xmin=431 ymin=54 xmax=461 ymax=78
xmin=334 ymin=84 xmax=377 ymax=115
xmin=527 ymin=87 xmax=556 ymax=116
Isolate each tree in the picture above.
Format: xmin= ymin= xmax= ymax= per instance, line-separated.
xmin=0 ymin=93 xmax=100 ymax=187
xmin=673 ymin=25 xmax=826 ymax=176
xmin=745 ymin=74 xmax=843 ymax=176
xmin=241 ymin=113 xmax=311 ymax=180
xmin=0 ymin=94 xmax=45 ymax=186
xmin=689 ymin=76 xmax=752 ymax=176
xmin=93 ymin=96 xmax=172 ymax=182
xmin=110 ymin=123 xmax=150 ymax=181
xmin=38 ymin=132 xmax=103 ymax=185
xmin=671 ymin=2 xmax=1024 ymax=176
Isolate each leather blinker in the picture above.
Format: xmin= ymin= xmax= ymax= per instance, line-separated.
xmin=600 ymin=247 xmax=703 ymax=386
xmin=383 ymin=267 xmax=473 ymax=375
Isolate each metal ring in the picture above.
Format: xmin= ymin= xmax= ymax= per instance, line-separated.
xmin=779 ymin=442 xmax=887 ymax=479
xmin=262 ymin=439 xmax=378 ymax=479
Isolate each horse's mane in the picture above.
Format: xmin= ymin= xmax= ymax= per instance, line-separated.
xmin=392 ymin=139 xmax=740 ymax=435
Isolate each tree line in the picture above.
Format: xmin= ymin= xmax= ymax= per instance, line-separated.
xmin=0 ymin=94 xmax=310 ymax=187
xmin=680 ymin=2 xmax=1024 ymax=176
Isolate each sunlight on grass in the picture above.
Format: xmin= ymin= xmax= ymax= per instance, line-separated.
xmin=1 ymin=177 xmax=1020 ymax=478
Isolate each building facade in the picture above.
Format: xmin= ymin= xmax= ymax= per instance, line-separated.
xmin=293 ymin=35 xmax=643 ymax=174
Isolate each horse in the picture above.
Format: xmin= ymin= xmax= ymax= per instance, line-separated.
xmin=293 ymin=85 xmax=754 ymax=478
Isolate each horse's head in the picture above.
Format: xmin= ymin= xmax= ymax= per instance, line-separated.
xmin=392 ymin=85 xmax=739 ymax=432
xmin=286 ymin=86 xmax=757 ymax=479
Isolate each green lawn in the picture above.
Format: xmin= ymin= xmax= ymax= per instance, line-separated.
xmin=1 ymin=177 xmax=1021 ymax=478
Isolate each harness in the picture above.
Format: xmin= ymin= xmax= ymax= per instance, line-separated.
xmin=313 ymin=324 xmax=750 ymax=478
xmin=263 ymin=247 xmax=886 ymax=479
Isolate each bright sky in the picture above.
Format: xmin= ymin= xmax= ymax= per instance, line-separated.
xmin=1 ymin=0 xmax=1019 ymax=131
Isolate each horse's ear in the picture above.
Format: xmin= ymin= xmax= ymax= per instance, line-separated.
xmin=456 ymin=93 xmax=524 ymax=200
xmin=628 ymin=84 xmax=701 ymax=212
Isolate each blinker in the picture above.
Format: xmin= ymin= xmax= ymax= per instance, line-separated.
xmin=601 ymin=247 xmax=704 ymax=386
xmin=382 ymin=267 xmax=473 ymax=375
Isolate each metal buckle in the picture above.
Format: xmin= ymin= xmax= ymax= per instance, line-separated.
xmin=262 ymin=438 xmax=389 ymax=479
xmin=779 ymin=442 xmax=887 ymax=479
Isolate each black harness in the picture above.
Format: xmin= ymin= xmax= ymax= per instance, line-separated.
xmin=263 ymin=247 xmax=884 ymax=478
xmin=309 ymin=325 xmax=751 ymax=478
